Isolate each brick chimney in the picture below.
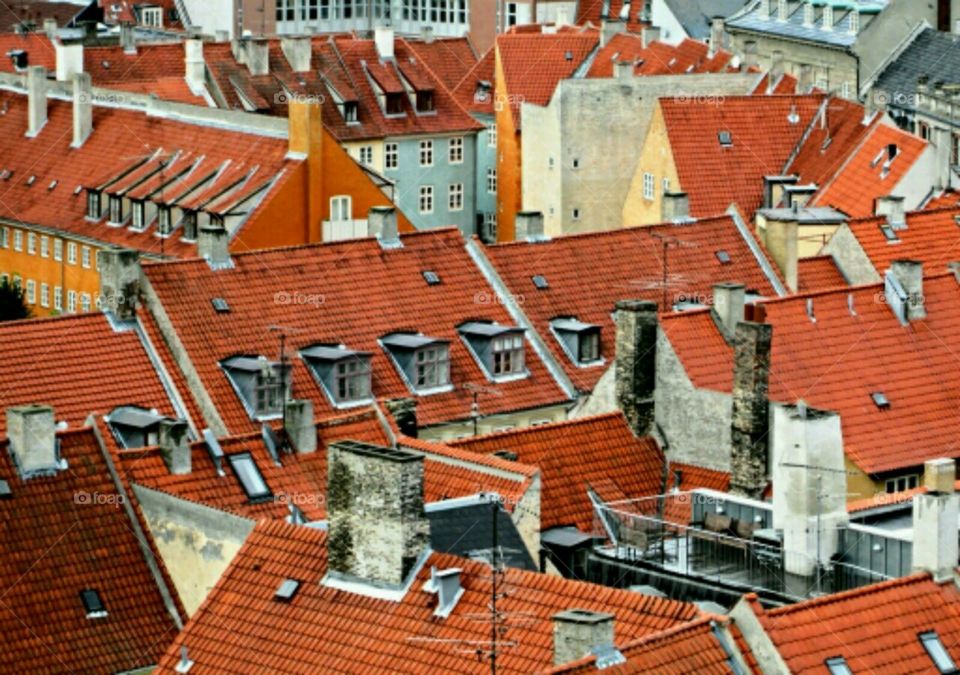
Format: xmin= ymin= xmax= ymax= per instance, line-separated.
xmin=98 ymin=248 xmax=141 ymax=321
xmin=614 ymin=300 xmax=657 ymax=437
xmin=26 ymin=65 xmax=47 ymax=137
xmin=553 ymin=610 xmax=616 ymax=666
xmin=729 ymin=321 xmax=772 ymax=498
xmin=159 ymin=419 xmax=191 ymax=475
xmin=515 ymin=211 xmax=545 ymax=240
xmin=712 ymin=282 xmax=746 ymax=339
xmin=72 ymin=72 xmax=92 ymax=148
xmin=55 ymin=41 xmax=83 ymax=82
xmin=326 ymin=440 xmax=430 ymax=586
xmin=7 ymin=405 xmax=59 ymax=478
xmin=281 ymin=36 xmax=312 ymax=73
xmin=912 ymin=458 xmax=958 ymax=581
xmin=245 ymin=37 xmax=269 ymax=76
xmin=288 ymin=99 xmax=324 ymax=242
xmin=283 ymin=399 xmax=316 ymax=454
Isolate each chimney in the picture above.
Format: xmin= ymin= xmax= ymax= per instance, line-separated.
xmin=661 ymin=191 xmax=689 ymax=222
xmin=613 ymin=60 xmax=633 ymax=81
xmin=729 ymin=321 xmax=773 ymax=499
xmin=55 ymin=41 xmax=83 ymax=82
xmin=641 ymin=26 xmax=661 ymax=48
xmin=198 ymin=224 xmax=231 ymax=268
xmin=912 ymin=458 xmax=958 ymax=581
xmin=215 ymin=30 xmax=230 ymax=42
xmin=119 ymin=21 xmax=136 ymax=54
xmin=803 ymin=2 xmax=815 ymax=26
xmin=759 ymin=0 xmax=770 ymax=19
xmin=763 ymin=175 xmax=798 ymax=208
xmin=72 ymin=72 xmax=92 ymax=148
xmin=370 ymin=206 xmax=400 ymax=248
xmin=874 ymin=195 xmax=905 ymax=227
xmin=7 ymin=405 xmax=59 ymax=478
xmin=283 ymin=399 xmax=316 ymax=454
xmin=600 ymin=20 xmax=619 ymax=48
xmin=159 ymin=419 xmax=191 ymax=475
xmin=26 ymin=65 xmax=48 ymax=137
xmin=614 ymin=300 xmax=658 ymax=437
xmin=425 ymin=566 xmax=464 ymax=617
xmin=245 ymin=37 xmax=270 ymax=76
xmin=712 ymin=283 xmax=746 ymax=339
xmin=771 ymin=403 xmax=847 ymax=577
xmin=515 ymin=211 xmax=545 ymax=240
xmin=281 ymin=36 xmax=312 ymax=73
xmin=556 ymin=6 xmax=570 ymax=27
xmin=760 ymin=214 xmax=799 ymax=292
xmin=43 ymin=18 xmax=58 ymax=39
xmin=886 ymin=260 xmax=925 ymax=322
xmin=287 ymin=99 xmax=324 ymax=241
xmin=185 ymin=39 xmax=205 ymax=91
xmin=385 ymin=397 xmax=418 ymax=437
xmin=552 ymin=610 xmax=616 ymax=666
xmin=709 ymin=17 xmax=725 ymax=56
xmin=421 ymin=25 xmax=435 ymax=43
xmin=97 ymin=248 xmax=141 ymax=321
xmin=375 ymin=27 xmax=395 ymax=60
xmin=326 ymin=440 xmax=430 ymax=586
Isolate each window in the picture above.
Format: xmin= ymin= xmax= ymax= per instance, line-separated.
xmin=80 ymin=589 xmax=107 ymax=619
xmin=419 ymin=140 xmax=434 ymax=167
xmin=416 ymin=90 xmax=435 ymax=113
xmin=386 ymin=93 xmax=405 ymax=115
xmin=25 ymin=279 xmax=35 ymax=304
xmin=885 ymin=474 xmax=919 ymax=494
xmin=53 ymin=238 xmax=62 ymax=261
xmin=40 ymin=236 xmax=48 ymax=258
xmin=182 ymin=211 xmax=198 ymax=240
xmin=385 ymin=142 xmax=398 ymax=169
xmin=330 ymin=195 xmax=352 ymax=222
xmin=67 ymin=290 xmax=77 ymax=313
xmin=488 ymin=122 xmax=497 ymax=147
xmin=343 ymin=101 xmax=358 ymax=123
xmin=643 ymin=172 xmax=655 ymax=200
xmin=227 ymin=452 xmax=272 ymax=503
xmin=382 ymin=334 xmax=451 ymax=392
xmin=572 ymin=208 xmax=581 ymax=220
xmin=140 ymin=6 xmax=163 ymax=26
xmin=359 ymin=146 xmax=373 ymax=165
xmin=0 ymin=227 xmax=6 ymax=248
xmin=27 ymin=232 xmax=36 ymax=255
xmin=663 ymin=178 xmax=670 ymax=194
xmin=39 ymin=283 xmax=48 ymax=308
xmin=81 ymin=292 xmax=91 ymax=312
xmin=81 ymin=246 xmax=91 ymax=269
xmin=483 ymin=212 xmax=497 ymax=242
xmin=67 ymin=242 xmax=77 ymax=264
xmin=13 ymin=230 xmax=21 ymax=251
xmin=492 ymin=333 xmax=524 ymax=375
xmin=416 ymin=345 xmax=450 ymax=388
xmin=487 ymin=168 xmax=497 ymax=194
xmin=718 ymin=130 xmax=733 ymax=147
xmin=848 ymin=10 xmax=859 ymax=33
xmin=255 ymin=369 xmax=283 ymax=416
xmin=132 ymin=201 xmax=145 ymax=230
xmin=158 ymin=207 xmax=172 ymax=235
xmin=335 ymin=359 xmax=371 ymax=402
xmin=448 ymin=183 xmax=463 ymax=211
xmin=448 ymin=137 xmax=463 ymax=164
xmin=86 ymin=190 xmax=101 ymax=219
xmin=825 ymin=657 xmax=851 ymax=675
xmin=920 ymin=631 xmax=957 ymax=674
xmin=551 ymin=318 xmax=602 ymax=365
xmin=222 ymin=356 xmax=290 ymax=419
xmin=302 ymin=345 xmax=373 ymax=406
xmin=419 ymin=185 xmax=434 ymax=214
xmin=109 ymin=195 xmax=123 ymax=224
xmin=841 ymin=81 xmax=851 ymax=99
xmin=54 ymin=286 xmax=62 ymax=311
xmin=460 ymin=323 xmax=526 ymax=380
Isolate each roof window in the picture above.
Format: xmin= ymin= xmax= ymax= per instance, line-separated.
xmin=221 ymin=355 xmax=291 ymax=419
xmin=211 ymin=297 xmax=230 ymax=313
xmin=716 ymin=250 xmax=732 ymax=264
xmin=301 ymin=344 xmax=373 ymax=407
xmin=920 ymin=631 xmax=958 ymax=674
xmin=106 ymin=405 xmax=169 ymax=449
xmin=870 ymin=391 xmax=890 ymax=409
xmin=422 ymin=270 xmax=441 ymax=285
xmin=274 ymin=578 xmax=302 ymax=603
xmin=880 ymin=223 xmax=899 ymax=242
xmin=227 ymin=452 xmax=272 ymax=503
xmin=551 ymin=317 xmax=602 ymax=365
xmin=825 ymin=657 xmax=852 ymax=675
xmin=459 ymin=322 xmax=527 ymax=381
xmin=80 ymin=589 xmax=108 ymax=619
xmin=382 ymin=333 xmax=451 ymax=393
xmin=718 ymin=130 xmax=733 ymax=147
xmin=532 ymin=275 xmax=549 ymax=290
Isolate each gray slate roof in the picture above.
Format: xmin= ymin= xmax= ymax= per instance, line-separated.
xmin=664 ymin=0 xmax=751 ymax=40
xmin=873 ymin=28 xmax=960 ymax=110
xmin=727 ymin=0 xmax=885 ymax=48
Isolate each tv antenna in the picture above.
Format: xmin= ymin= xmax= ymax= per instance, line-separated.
xmin=268 ymin=324 xmax=304 ymax=451
xmin=646 ymin=231 xmax=700 ymax=311
xmin=463 ymin=382 xmax=503 ymax=436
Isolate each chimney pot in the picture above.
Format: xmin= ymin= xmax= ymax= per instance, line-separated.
xmin=552 ymin=609 xmax=616 ymax=666
xmin=72 ymin=72 xmax=92 ymax=148
xmin=515 ymin=211 xmax=545 ymax=240
xmin=159 ymin=419 xmax=191 ymax=475
xmin=26 ymin=65 xmax=48 ymax=137
xmin=283 ymin=399 xmax=316 ymax=454
xmin=712 ymin=283 xmax=746 ymax=338
xmin=369 ymin=206 xmax=400 ymax=247
xmin=55 ymin=41 xmax=84 ymax=82
xmin=7 ymin=405 xmax=59 ymax=478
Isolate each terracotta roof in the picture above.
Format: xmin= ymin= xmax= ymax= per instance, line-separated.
xmin=481 ymin=214 xmax=783 ymax=392
xmin=496 ymin=31 xmax=599 ymax=128
xmin=746 ymin=573 xmax=960 ymax=673
xmin=661 ymin=94 xmax=825 ymax=218
xmin=0 ymin=32 xmax=56 ymax=71
xmin=797 ymin=255 xmax=847 ymax=292
xmin=751 ymin=71 xmax=799 ymax=95
xmin=0 ymin=427 xmax=182 ymax=672
xmin=923 ymin=190 xmax=960 ymax=210
xmin=155 ymin=519 xmax=700 ymax=673
xmin=575 ymin=0 xmax=647 ymax=31
xmin=660 ymin=273 xmax=960 ymax=474
xmin=0 ymin=1 xmax=85 ymax=33
xmin=845 ymin=206 xmax=960 ymax=275
xmin=783 ymin=98 xmax=873 ymax=191
xmin=453 ymin=46 xmax=495 ymax=115
xmin=140 ymin=229 xmax=571 ymax=435
xmin=0 ymin=313 xmax=178 ymax=437
xmin=587 ymin=35 xmax=735 ymax=78
xmin=449 ymin=412 xmax=663 ymax=531
xmin=810 ymin=122 xmax=928 ymax=218
xmin=82 ymin=43 xmax=205 ymax=104
xmin=403 ymin=37 xmax=478 ymax=92
xmin=664 ymin=462 xmax=731 ymax=524
xmin=0 ymin=89 xmax=292 ymax=258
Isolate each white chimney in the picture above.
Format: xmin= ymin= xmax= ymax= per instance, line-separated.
xmin=245 ymin=38 xmax=270 ymax=76
xmin=421 ymin=25 xmax=435 ymax=43
xmin=886 ymin=259 xmax=925 ymax=322
xmin=661 ymin=191 xmax=690 ymax=222
xmin=284 ymin=399 xmax=316 ymax=454
xmin=369 ymin=206 xmax=400 ymax=247
xmin=613 ymin=60 xmax=633 ymax=81
xmin=425 ymin=567 xmax=464 ymax=617
xmin=281 ymin=36 xmax=312 ymax=73
xmin=26 ymin=65 xmax=48 ymax=137
xmin=709 ymin=17 xmax=725 ymax=56
xmin=515 ymin=211 xmax=545 ymax=240
xmin=159 ymin=419 xmax=191 ymax=475
xmin=7 ymin=405 xmax=60 ymax=478
xmin=375 ymin=27 xmax=395 ymax=60
xmin=912 ymin=458 xmax=958 ymax=581
xmin=712 ymin=282 xmax=746 ymax=338
xmin=185 ymin=39 xmax=205 ymax=92
xmin=72 ymin=72 xmax=92 ymax=148
xmin=875 ymin=195 xmax=905 ymax=228
xmin=55 ymin=41 xmax=84 ymax=82
xmin=641 ymin=26 xmax=661 ymax=48
xmin=198 ymin=223 xmax=232 ymax=268
xmin=553 ymin=610 xmax=616 ymax=666
xmin=43 ymin=18 xmax=58 ymax=39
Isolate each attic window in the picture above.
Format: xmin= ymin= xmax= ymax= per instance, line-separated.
xmin=825 ymin=657 xmax=852 ymax=675
xmin=716 ymin=250 xmax=732 ymax=264
xmin=274 ymin=578 xmax=301 ymax=603
xmin=221 ymin=356 xmax=291 ymax=419
xmin=0 ymin=479 xmax=11 ymax=499
xmin=422 ymin=270 xmax=441 ymax=285
xmin=181 ymin=211 xmax=198 ymax=240
xmin=474 ymin=81 xmax=491 ymax=103
xmin=718 ymin=130 xmax=733 ymax=147
xmin=385 ymin=93 xmax=405 ymax=115
xmin=920 ymin=631 xmax=957 ymax=674
xmin=227 ymin=452 xmax=272 ymax=503
xmin=880 ymin=224 xmax=899 ymax=242
xmin=532 ymin=275 xmax=549 ymax=290
xmin=108 ymin=195 xmax=125 ymax=225
xmin=382 ymin=333 xmax=451 ymax=393
xmin=80 ymin=589 xmax=107 ymax=619
xmin=459 ymin=322 xmax=526 ymax=380
xmin=342 ymin=101 xmax=359 ymax=123
xmin=551 ymin=318 xmax=602 ymax=365
xmin=870 ymin=391 xmax=890 ymax=409
xmin=416 ymin=90 xmax=435 ymax=113
xmin=86 ymin=190 xmax=102 ymax=220
xmin=564 ymin=51 xmax=573 ymax=61
xmin=211 ymin=297 xmax=230 ymax=313
xmin=301 ymin=345 xmax=373 ymax=407
xmin=131 ymin=201 xmax=147 ymax=230
xmin=107 ymin=406 xmax=168 ymax=448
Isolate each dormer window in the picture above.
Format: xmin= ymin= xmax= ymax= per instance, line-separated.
xmin=106 ymin=405 xmax=170 ymax=448
xmin=182 ymin=210 xmax=198 ymax=240
xmin=158 ymin=206 xmax=172 ymax=235
xmin=386 ymin=93 xmax=405 ymax=115
xmin=222 ymin=355 xmax=291 ymax=419
xmin=80 ymin=589 xmax=107 ymax=619
xmin=474 ymin=81 xmax=491 ymax=103
xmin=301 ymin=344 xmax=373 ymax=407
xmin=416 ymin=90 xmax=435 ymax=113
xmin=86 ymin=190 xmax=102 ymax=220
xmin=459 ymin=322 xmax=527 ymax=381
xmin=108 ymin=195 xmax=124 ymax=224
xmin=131 ymin=200 xmax=146 ymax=230
xmin=382 ymin=333 xmax=451 ymax=393
xmin=550 ymin=318 xmax=602 ymax=366
xmin=343 ymin=101 xmax=358 ymax=123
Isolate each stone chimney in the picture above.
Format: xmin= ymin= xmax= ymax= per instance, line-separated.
xmin=912 ymin=458 xmax=958 ymax=581
xmin=98 ymin=248 xmax=141 ymax=321
xmin=709 ymin=17 xmax=725 ymax=56
xmin=515 ymin=211 xmax=545 ymax=240
xmin=712 ymin=282 xmax=746 ymax=339
xmin=771 ymin=403 xmax=847 ymax=577
xmin=370 ymin=206 xmax=400 ymax=247
xmin=553 ymin=610 xmax=616 ymax=666
xmin=185 ymin=39 xmax=205 ymax=91
xmin=326 ymin=440 xmax=430 ymax=586
xmin=874 ymin=195 xmax=905 ymax=227
xmin=661 ymin=191 xmax=689 ymax=222
xmin=245 ymin=37 xmax=270 ymax=76
xmin=375 ymin=27 xmax=395 ymax=60
xmin=886 ymin=260 xmax=925 ymax=322
xmin=198 ymin=224 xmax=231 ymax=268
xmin=43 ymin=17 xmax=58 ymax=39
xmin=7 ymin=405 xmax=59 ymax=478
xmin=641 ymin=26 xmax=660 ymax=48
xmin=55 ymin=41 xmax=83 ymax=82
xmin=72 ymin=72 xmax=92 ymax=148
xmin=281 ymin=36 xmax=312 ymax=73
xmin=284 ymin=399 xmax=316 ymax=454
xmin=26 ymin=65 xmax=47 ymax=137
xmin=729 ymin=321 xmax=773 ymax=499
xmin=119 ymin=21 xmax=136 ymax=54
xmin=159 ymin=419 xmax=191 ymax=475
xmin=385 ymin=397 xmax=418 ymax=437
xmin=614 ymin=300 xmax=658 ymax=437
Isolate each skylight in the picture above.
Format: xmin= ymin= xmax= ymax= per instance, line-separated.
xmin=0 ymin=479 xmax=10 ymax=499
xmin=532 ymin=275 xmax=549 ymax=290
xmin=718 ymin=130 xmax=733 ymax=147
xmin=274 ymin=578 xmax=302 ymax=603
xmin=80 ymin=588 xmax=107 ymax=619
xmin=715 ymin=250 xmax=732 ymax=264
xmin=422 ymin=270 xmax=441 ymax=285
xmin=227 ymin=452 xmax=272 ymax=503
xmin=870 ymin=391 xmax=890 ymax=409
xmin=920 ymin=631 xmax=957 ymax=674
xmin=880 ymin=224 xmax=899 ymax=242
xmin=211 ymin=297 xmax=230 ymax=313
xmin=825 ymin=657 xmax=852 ymax=675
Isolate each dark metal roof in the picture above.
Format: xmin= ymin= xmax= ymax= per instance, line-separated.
xmin=874 ymin=28 xmax=960 ymax=112
xmin=426 ymin=499 xmax=536 ymax=571
xmin=664 ymin=0 xmax=752 ymax=39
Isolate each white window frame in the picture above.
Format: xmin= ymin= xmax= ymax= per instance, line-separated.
xmin=53 ymin=238 xmax=62 ymax=261
xmin=67 ymin=242 xmax=77 ymax=265
xmin=448 ymin=137 xmax=464 ymax=164
xmin=25 ymin=279 xmax=35 ymax=304
xmin=27 ymin=232 xmax=36 ymax=255
xmin=448 ymin=183 xmax=463 ymax=211
xmin=81 ymin=246 xmax=91 ymax=269
xmin=359 ymin=145 xmax=373 ymax=165
xmin=67 ymin=290 xmax=77 ymax=313
xmin=13 ymin=230 xmax=21 ymax=252
xmin=54 ymin=286 xmax=62 ymax=311
xmin=486 ymin=168 xmax=497 ymax=194
xmin=385 ymin=142 xmax=398 ymax=169
xmin=330 ymin=195 xmax=352 ymax=222
xmin=81 ymin=292 xmax=91 ymax=312
xmin=884 ymin=474 xmax=919 ymax=494
xmin=419 ymin=140 xmax=434 ymax=167
xmin=0 ymin=227 xmax=7 ymax=249
xmin=643 ymin=172 xmax=655 ymax=200
xmin=40 ymin=283 xmax=49 ymax=308
xmin=419 ymin=185 xmax=434 ymax=214
xmin=40 ymin=235 xmax=48 ymax=258
xmin=488 ymin=123 xmax=497 ymax=148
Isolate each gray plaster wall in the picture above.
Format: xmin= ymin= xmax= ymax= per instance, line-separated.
xmin=821 ymin=223 xmax=882 ymax=285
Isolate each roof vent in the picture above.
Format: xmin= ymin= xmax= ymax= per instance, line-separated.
xmin=0 ymin=170 xmax=10 ymax=180
xmin=787 ymin=104 xmax=800 ymax=124
xmin=532 ymin=275 xmax=549 ymax=290
xmin=80 ymin=588 xmax=107 ymax=619
xmin=715 ymin=250 xmax=731 ymax=264
xmin=870 ymin=391 xmax=890 ymax=409
xmin=175 ymin=646 xmax=195 ymax=673
xmin=424 ymin=567 xmax=463 ymax=618
xmin=26 ymin=175 xmax=35 ymax=186
xmin=422 ymin=270 xmax=440 ymax=285
xmin=805 ymin=297 xmax=815 ymax=322
xmin=718 ymin=130 xmax=733 ymax=147
xmin=211 ymin=297 xmax=230 ymax=313
xmin=48 ymin=180 xmax=57 ymax=191
xmin=274 ymin=578 xmax=302 ymax=603
xmin=564 ymin=50 xmax=573 ymax=60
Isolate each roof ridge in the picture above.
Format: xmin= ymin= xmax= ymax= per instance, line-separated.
xmin=750 ymin=269 xmax=957 ymax=308
xmin=765 ymin=571 xmax=934 ymax=617
xmin=398 ymin=434 xmax=539 ymax=477
xmin=448 ymin=410 xmax=631 ymax=444
xmin=0 ymin=311 xmax=107 ymax=330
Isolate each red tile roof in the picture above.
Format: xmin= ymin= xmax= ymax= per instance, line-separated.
xmin=155 ymin=519 xmax=700 ymax=673
xmin=661 ymin=95 xmax=825 ymax=218
xmin=449 ymin=412 xmax=663 ymax=531
xmin=496 ymin=31 xmax=599 ymax=128
xmin=0 ymin=32 xmax=55 ymax=71
xmin=81 ymin=43 xmax=205 ymax=104
xmin=453 ymin=46 xmax=495 ymax=115
xmin=660 ymin=273 xmax=960 ymax=474
xmin=575 ymin=0 xmax=647 ymax=31
xmin=140 ymin=229 xmax=571 ymax=435
xmin=752 ymin=72 xmax=799 ymax=95
xmin=0 ymin=427 xmax=182 ymax=672
xmin=745 ymin=573 xmax=960 ymax=673
xmin=844 ymin=206 xmax=960 ymax=275
xmin=923 ymin=190 xmax=960 ymax=210
xmin=588 ymin=35 xmax=735 ymax=77
xmin=810 ymin=122 xmax=928 ymax=218
xmin=1 ymin=1 xmax=86 ymax=32
xmin=783 ymin=98 xmax=873 ymax=191
xmin=797 ymin=255 xmax=847 ymax=292
xmin=0 ymin=313 xmax=178 ymax=437
xmin=481 ymin=215 xmax=784 ymax=392
xmin=664 ymin=462 xmax=731 ymax=524
xmin=404 ymin=37 xmax=478 ymax=92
